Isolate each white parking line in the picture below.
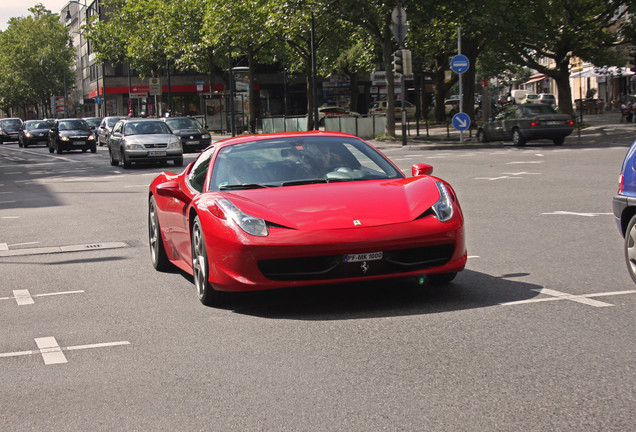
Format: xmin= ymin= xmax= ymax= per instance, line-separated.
xmin=541 ymin=211 xmax=612 ymax=217
xmin=13 ymin=290 xmax=34 ymax=305
xmin=0 ymin=338 xmax=130 ymax=365
xmin=500 ymin=288 xmax=636 ymax=307
xmin=34 ymin=337 xmax=67 ymax=365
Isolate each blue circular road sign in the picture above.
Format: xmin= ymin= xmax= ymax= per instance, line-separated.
xmin=452 ymin=112 xmax=471 ymax=131
xmin=450 ymin=55 xmax=470 ymax=74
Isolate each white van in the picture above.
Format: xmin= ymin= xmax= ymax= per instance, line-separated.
xmin=510 ymin=89 xmax=528 ymax=104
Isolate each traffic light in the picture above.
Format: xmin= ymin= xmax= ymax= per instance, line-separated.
xmin=392 ymin=50 xmax=404 ymax=75
xmin=392 ymin=49 xmax=413 ymax=76
xmin=629 ymin=51 xmax=636 ymax=73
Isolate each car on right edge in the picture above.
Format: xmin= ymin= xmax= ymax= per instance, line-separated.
xmin=477 ymin=103 xmax=574 ymax=146
xmin=613 ymin=139 xmax=636 ymax=283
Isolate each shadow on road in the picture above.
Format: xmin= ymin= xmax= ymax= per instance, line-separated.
xmin=202 ymin=269 xmax=542 ymax=320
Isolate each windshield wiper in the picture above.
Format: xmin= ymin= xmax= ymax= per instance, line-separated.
xmin=219 ymin=183 xmax=275 ymax=190
xmin=281 ymin=179 xmax=329 ymax=186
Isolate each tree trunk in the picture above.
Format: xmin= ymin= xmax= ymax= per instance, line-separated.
xmin=247 ymin=50 xmax=257 ymax=133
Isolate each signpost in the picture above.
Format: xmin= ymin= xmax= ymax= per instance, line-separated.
xmin=391 ymin=6 xmax=409 ymax=147
xmin=452 ymin=28 xmax=470 ymax=143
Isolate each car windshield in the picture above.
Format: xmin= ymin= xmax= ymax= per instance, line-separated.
xmin=124 ymin=121 xmax=171 ymax=136
xmin=520 ymin=105 xmax=559 ymax=116
xmin=210 ymin=136 xmax=403 ymax=191
xmin=2 ymin=119 xmax=22 ymax=130
xmin=107 ymin=117 xmax=124 ymax=127
xmin=25 ymin=121 xmax=53 ymax=130
xmin=165 ymin=118 xmax=201 ymax=130
xmin=59 ymin=120 xmax=89 ymax=131
xmin=84 ymin=117 xmax=102 ymax=127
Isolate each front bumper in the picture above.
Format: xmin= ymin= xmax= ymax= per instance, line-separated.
xmin=57 ymin=138 xmax=96 ymax=151
xmin=202 ymin=212 xmax=467 ymax=292
xmin=125 ymin=148 xmax=182 ymax=162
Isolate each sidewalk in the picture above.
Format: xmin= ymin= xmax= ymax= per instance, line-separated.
xmin=209 ymin=111 xmax=636 ymax=150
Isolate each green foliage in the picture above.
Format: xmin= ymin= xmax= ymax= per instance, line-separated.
xmin=0 ymin=4 xmax=74 ymax=116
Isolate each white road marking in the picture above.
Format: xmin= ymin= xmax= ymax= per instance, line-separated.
xmin=34 ymin=337 xmax=67 ymax=365
xmin=506 ymin=161 xmax=543 ymax=164
xmin=9 ymin=241 xmax=40 ymax=247
xmin=468 ymin=255 xmax=479 ymax=259
xmin=0 ymin=243 xmax=7 ymax=251
xmin=13 ymin=290 xmax=34 ymax=305
xmin=0 ymin=241 xmax=128 ymax=257
xmin=0 ymin=191 xmax=13 ymax=194
xmin=0 ymin=201 xmax=17 ymax=204
xmin=1 ymin=216 xmax=19 ymax=219
xmin=124 ymin=184 xmax=150 ymax=188
xmin=475 ymin=176 xmax=523 ymax=181
xmin=500 ymin=288 xmax=636 ymax=307
xmin=502 ymin=172 xmax=540 ymax=176
xmin=541 ymin=211 xmax=612 ymax=217
xmin=0 ymin=339 xmax=130 ymax=365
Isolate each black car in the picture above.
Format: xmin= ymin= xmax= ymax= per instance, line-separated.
xmin=48 ymin=118 xmax=97 ymax=154
xmin=477 ymin=104 xmax=574 ymax=146
xmin=0 ymin=118 xmax=23 ymax=144
xmin=18 ymin=119 xmax=55 ymax=148
xmin=160 ymin=116 xmax=211 ymax=152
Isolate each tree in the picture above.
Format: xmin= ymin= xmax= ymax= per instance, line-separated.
xmin=0 ymin=4 xmax=74 ymax=118
xmin=492 ymin=0 xmax=631 ymax=116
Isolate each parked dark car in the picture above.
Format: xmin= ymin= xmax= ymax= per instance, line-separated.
xmin=477 ymin=104 xmax=574 ymax=146
xmin=0 ymin=118 xmax=23 ymax=143
xmin=83 ymin=116 xmax=103 ymax=135
xmin=160 ymin=116 xmax=211 ymax=152
xmin=18 ymin=119 xmax=55 ymax=147
xmin=614 ymin=139 xmax=636 ymax=283
xmin=97 ymin=116 xmax=127 ymax=146
xmin=48 ymin=118 xmax=97 ymax=154
xmin=108 ymin=118 xmax=182 ymax=168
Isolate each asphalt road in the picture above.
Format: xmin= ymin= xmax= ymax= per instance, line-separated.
xmin=1 ymin=132 xmax=635 ymax=431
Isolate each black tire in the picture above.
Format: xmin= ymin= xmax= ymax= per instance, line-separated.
xmin=48 ymin=142 xmax=54 ymax=153
xmin=56 ymin=142 xmax=63 ymax=154
xmin=512 ymin=128 xmax=526 ymax=146
xmin=23 ymin=142 xmax=28 ymax=148
xmin=148 ymin=195 xmax=173 ymax=272
xmin=18 ymin=140 xmax=23 ymax=148
xmin=192 ymin=216 xmax=227 ymax=307
xmin=90 ymin=145 xmax=97 ymax=153
xmin=552 ymin=137 xmax=564 ymax=146
xmin=109 ymin=147 xmax=118 ymax=166
xmin=121 ymin=148 xmax=131 ymax=168
xmin=477 ymin=129 xmax=488 ymax=143
xmin=174 ymin=157 xmax=183 ymax=167
xmin=624 ymin=214 xmax=636 ymax=284
xmin=427 ymin=272 xmax=458 ymax=286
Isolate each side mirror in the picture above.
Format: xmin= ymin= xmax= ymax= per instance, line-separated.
xmin=155 ymin=181 xmax=191 ymax=203
xmin=412 ymin=163 xmax=433 ymax=177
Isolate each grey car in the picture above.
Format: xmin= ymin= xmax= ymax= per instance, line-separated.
xmin=0 ymin=118 xmax=23 ymax=143
xmin=97 ymin=116 xmax=127 ymax=146
xmin=160 ymin=116 xmax=211 ymax=153
xmin=107 ymin=118 xmax=183 ymax=168
xmin=477 ymin=104 xmax=574 ymax=146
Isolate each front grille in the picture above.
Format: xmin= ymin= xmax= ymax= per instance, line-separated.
xmin=258 ymin=244 xmax=455 ymax=281
xmin=144 ymin=143 xmax=168 ymax=149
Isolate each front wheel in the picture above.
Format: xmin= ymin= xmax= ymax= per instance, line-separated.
xmin=56 ymin=142 xmax=63 ymax=154
xmin=121 ymin=148 xmax=131 ymax=168
xmin=192 ymin=216 xmax=227 ymax=307
xmin=624 ymin=215 xmax=636 ymax=284
xmin=109 ymin=147 xmax=118 ymax=166
xmin=512 ymin=129 xmax=526 ymax=146
xmin=48 ymin=141 xmax=54 ymax=153
xmin=148 ymin=196 xmax=172 ymax=272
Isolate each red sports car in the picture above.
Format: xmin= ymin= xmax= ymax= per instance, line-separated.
xmin=148 ymin=131 xmax=466 ymax=306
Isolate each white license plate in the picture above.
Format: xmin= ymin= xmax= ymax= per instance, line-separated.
xmin=186 ymin=140 xmax=199 ymax=145
xmin=546 ymin=121 xmax=561 ymax=125
xmin=148 ymin=151 xmax=167 ymax=157
xmin=343 ymin=252 xmax=383 ymax=263
xmin=73 ymin=141 xmax=85 ymax=145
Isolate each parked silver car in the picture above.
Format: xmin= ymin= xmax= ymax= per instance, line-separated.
xmin=107 ymin=118 xmax=183 ymax=168
xmin=97 ymin=116 xmax=127 ymax=146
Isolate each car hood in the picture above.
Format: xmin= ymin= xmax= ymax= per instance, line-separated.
xmin=172 ymin=128 xmax=205 ymax=135
xmin=213 ymin=177 xmax=443 ymax=230
xmin=124 ymin=134 xmax=177 ymax=144
xmin=60 ymin=130 xmax=92 ymax=136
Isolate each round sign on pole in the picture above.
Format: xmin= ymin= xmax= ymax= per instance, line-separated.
xmin=452 ymin=112 xmax=471 ymax=131
xmin=450 ymin=55 xmax=470 ymax=74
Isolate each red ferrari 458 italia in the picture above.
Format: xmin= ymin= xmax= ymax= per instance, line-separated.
xmin=148 ymin=131 xmax=466 ymax=306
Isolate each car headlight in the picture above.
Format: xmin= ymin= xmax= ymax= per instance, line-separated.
xmin=216 ymin=198 xmax=268 ymax=237
xmin=202 ymin=133 xmax=211 ymax=139
xmin=61 ymin=136 xmax=70 ymax=141
xmin=25 ymin=132 xmax=32 ymax=138
xmin=88 ymin=134 xmax=95 ymax=140
xmin=125 ymin=143 xmax=144 ymax=150
xmin=431 ymin=182 xmax=454 ymax=222
xmin=167 ymin=139 xmax=182 ymax=149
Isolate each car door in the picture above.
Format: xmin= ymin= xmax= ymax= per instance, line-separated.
xmin=108 ymin=121 xmax=124 ymax=159
xmin=489 ymin=108 xmax=511 ymax=140
xmin=501 ymin=107 xmax=522 ymax=139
